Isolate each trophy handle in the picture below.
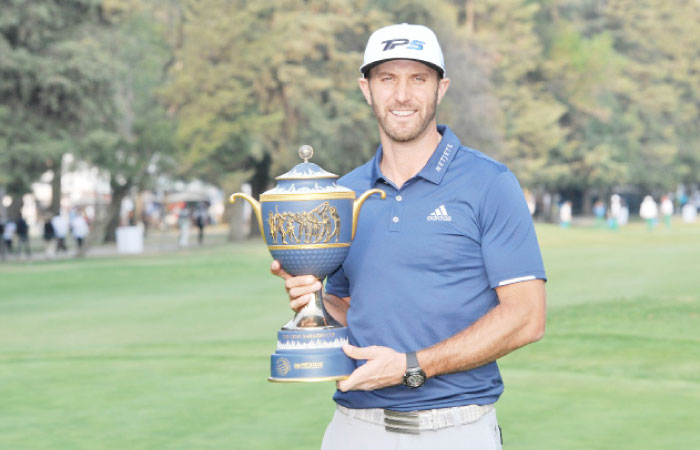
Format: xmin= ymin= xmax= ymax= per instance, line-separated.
xmin=352 ymin=188 xmax=386 ymax=239
xmin=229 ymin=193 xmax=264 ymax=240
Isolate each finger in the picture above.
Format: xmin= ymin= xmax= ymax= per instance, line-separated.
xmin=270 ymin=260 xmax=291 ymax=279
xmin=337 ymin=378 xmax=349 ymax=392
xmin=284 ymin=275 xmax=319 ymax=291
xmin=342 ymin=344 xmax=370 ymax=361
xmin=336 ymin=361 xmax=371 ymax=392
xmin=336 ymin=371 xmax=357 ymax=392
xmin=288 ymin=281 xmax=322 ymax=299
xmin=290 ymin=293 xmax=314 ymax=312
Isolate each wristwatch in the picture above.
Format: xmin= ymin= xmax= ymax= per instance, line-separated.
xmin=403 ymin=351 xmax=426 ymax=388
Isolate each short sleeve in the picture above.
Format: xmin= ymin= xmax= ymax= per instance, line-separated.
xmin=480 ymin=171 xmax=547 ymax=288
xmin=325 ymin=264 xmax=350 ymax=298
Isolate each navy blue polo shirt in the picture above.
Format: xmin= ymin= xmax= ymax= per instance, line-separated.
xmin=325 ymin=125 xmax=546 ymax=411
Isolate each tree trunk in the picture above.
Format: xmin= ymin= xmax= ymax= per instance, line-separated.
xmin=7 ymin=195 xmax=23 ymax=219
xmin=49 ymin=155 xmax=63 ymax=215
xmin=465 ymin=0 xmax=475 ymax=34
xmin=103 ymin=183 xmax=130 ymax=243
xmin=582 ymin=188 xmax=593 ymax=215
xmin=247 ymin=153 xmax=271 ymax=238
xmin=76 ymin=199 xmax=109 ymax=258
xmin=226 ymin=195 xmax=249 ymax=242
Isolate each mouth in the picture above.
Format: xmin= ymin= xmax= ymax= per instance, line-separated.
xmin=390 ymin=110 xmax=417 ymax=117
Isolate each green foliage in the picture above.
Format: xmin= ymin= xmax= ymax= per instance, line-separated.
xmin=0 ymin=0 xmax=115 ymax=200
xmin=604 ymin=0 xmax=700 ymax=190
xmin=536 ymin=0 xmax=700 ymax=196
xmin=81 ymin=10 xmax=176 ymax=190
xmin=2 ymin=0 xmax=699 ymax=220
xmin=473 ymin=0 xmax=567 ymax=188
xmin=163 ymin=0 xmax=388 ymax=193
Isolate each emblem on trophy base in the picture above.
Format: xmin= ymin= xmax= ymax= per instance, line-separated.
xmin=230 ymin=145 xmax=385 ymax=382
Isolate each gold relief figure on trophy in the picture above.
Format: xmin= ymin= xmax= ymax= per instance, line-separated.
xmin=268 ymin=201 xmax=343 ymax=245
xmin=329 ymin=206 xmax=341 ymax=242
xmin=287 ymin=212 xmax=300 ymax=243
xmin=268 ymin=211 xmax=277 ymax=243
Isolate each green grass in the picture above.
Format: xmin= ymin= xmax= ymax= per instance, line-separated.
xmin=1 ymin=222 xmax=699 ymax=449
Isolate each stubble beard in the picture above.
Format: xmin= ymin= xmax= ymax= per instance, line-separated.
xmin=370 ymin=89 xmax=439 ymax=143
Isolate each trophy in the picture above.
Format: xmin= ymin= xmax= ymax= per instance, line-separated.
xmin=230 ymin=145 xmax=385 ymax=382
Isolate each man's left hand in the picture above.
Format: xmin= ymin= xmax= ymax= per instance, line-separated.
xmin=336 ymin=344 xmax=405 ymax=392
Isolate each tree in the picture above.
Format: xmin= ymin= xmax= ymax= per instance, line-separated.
xmin=80 ymin=4 xmax=177 ymax=243
xmin=538 ymin=0 xmax=700 ymax=209
xmin=0 ymin=0 xmax=116 ymax=217
xmin=604 ymin=0 xmax=700 ymax=191
xmin=540 ymin=21 xmax=628 ymax=210
xmin=466 ymin=0 xmax=566 ymax=191
xmin=163 ymin=0 xmax=387 ymax=237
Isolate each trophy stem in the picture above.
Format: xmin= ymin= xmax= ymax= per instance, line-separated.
xmin=282 ymin=279 xmax=342 ymax=329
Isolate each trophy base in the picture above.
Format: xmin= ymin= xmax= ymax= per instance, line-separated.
xmin=269 ymin=327 xmax=355 ymax=382
xmin=268 ymin=375 xmax=348 ymax=383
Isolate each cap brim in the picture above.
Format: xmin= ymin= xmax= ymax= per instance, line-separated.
xmin=360 ymin=58 xmax=445 ymax=78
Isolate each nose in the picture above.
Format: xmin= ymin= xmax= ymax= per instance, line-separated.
xmin=394 ymin=78 xmax=409 ymax=103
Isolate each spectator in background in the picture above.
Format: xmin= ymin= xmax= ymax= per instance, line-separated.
xmin=609 ymin=194 xmax=622 ymax=230
xmin=51 ymin=212 xmax=69 ymax=252
xmin=178 ymin=206 xmax=191 ymax=248
xmin=3 ymin=218 xmax=16 ymax=253
xmin=0 ymin=220 xmax=5 ymax=261
xmin=43 ymin=216 xmax=56 ymax=258
xmin=194 ymin=203 xmax=208 ymax=245
xmin=71 ymin=212 xmax=90 ymax=249
xmin=639 ymin=195 xmax=658 ymax=231
xmin=15 ymin=215 xmax=31 ymax=258
xmin=593 ymin=200 xmax=606 ymax=228
xmin=682 ymin=202 xmax=697 ymax=223
xmin=660 ymin=195 xmax=674 ymax=229
xmin=559 ymin=201 xmax=572 ymax=228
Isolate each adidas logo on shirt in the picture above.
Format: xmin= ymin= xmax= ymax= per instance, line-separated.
xmin=427 ymin=205 xmax=452 ymax=222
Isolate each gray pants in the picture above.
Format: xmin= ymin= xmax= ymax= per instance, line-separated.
xmin=321 ymin=408 xmax=503 ymax=450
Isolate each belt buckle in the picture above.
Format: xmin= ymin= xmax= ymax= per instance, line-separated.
xmin=384 ymin=409 xmax=420 ymax=434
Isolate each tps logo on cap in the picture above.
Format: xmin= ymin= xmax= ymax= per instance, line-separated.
xmin=381 ymin=39 xmax=425 ymax=51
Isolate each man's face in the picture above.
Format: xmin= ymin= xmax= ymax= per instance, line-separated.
xmin=359 ymin=60 xmax=449 ymax=143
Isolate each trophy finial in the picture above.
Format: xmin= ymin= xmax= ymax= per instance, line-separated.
xmin=299 ymin=145 xmax=313 ymax=163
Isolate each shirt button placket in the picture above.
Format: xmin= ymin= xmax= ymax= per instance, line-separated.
xmin=389 ymin=192 xmax=403 ymax=232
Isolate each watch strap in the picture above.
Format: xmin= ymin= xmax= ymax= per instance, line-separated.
xmin=406 ymin=351 xmax=420 ymax=371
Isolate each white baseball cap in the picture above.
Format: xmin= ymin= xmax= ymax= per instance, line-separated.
xmin=360 ymin=23 xmax=446 ymax=77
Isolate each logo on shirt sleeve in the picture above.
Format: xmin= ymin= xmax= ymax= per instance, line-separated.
xmin=427 ymin=205 xmax=452 ymax=222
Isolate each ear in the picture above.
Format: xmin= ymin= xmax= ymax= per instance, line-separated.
xmin=358 ymin=77 xmax=372 ymax=106
xmin=436 ymin=77 xmax=450 ymax=105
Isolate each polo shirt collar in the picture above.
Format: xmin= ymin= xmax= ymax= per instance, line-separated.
xmin=370 ymin=125 xmax=461 ymax=186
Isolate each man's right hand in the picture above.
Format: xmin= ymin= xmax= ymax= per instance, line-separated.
xmin=270 ymin=260 xmax=322 ymax=313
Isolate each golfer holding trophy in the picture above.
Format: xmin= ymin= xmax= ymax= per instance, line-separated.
xmin=239 ymin=23 xmax=547 ymax=449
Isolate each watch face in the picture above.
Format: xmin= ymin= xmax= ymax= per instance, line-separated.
xmin=406 ymin=373 xmax=425 ymax=388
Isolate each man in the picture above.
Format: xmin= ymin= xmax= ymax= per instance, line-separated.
xmin=271 ymin=23 xmax=547 ymax=449
xmin=51 ymin=212 xmax=69 ymax=252
xmin=0 ymin=219 xmax=6 ymax=260
xmin=2 ymin=218 xmax=16 ymax=253
xmin=15 ymin=215 xmax=31 ymax=258
xmin=70 ymin=212 xmax=89 ymax=249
